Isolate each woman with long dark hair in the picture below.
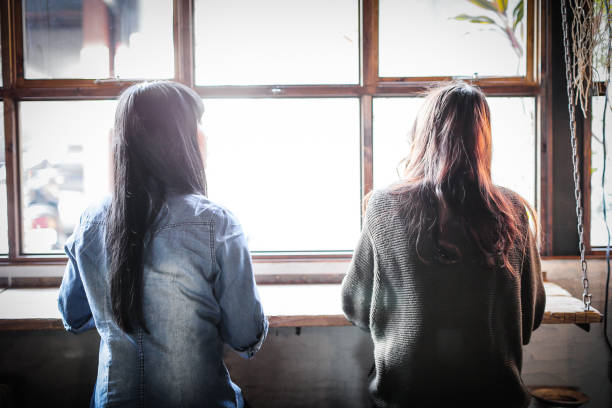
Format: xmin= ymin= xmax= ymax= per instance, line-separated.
xmin=342 ymin=82 xmax=545 ymax=407
xmin=58 ymin=81 xmax=267 ymax=407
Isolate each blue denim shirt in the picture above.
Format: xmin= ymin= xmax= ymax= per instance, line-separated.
xmin=58 ymin=194 xmax=268 ymax=408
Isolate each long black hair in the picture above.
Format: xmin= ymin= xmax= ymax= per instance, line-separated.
xmin=106 ymin=81 xmax=206 ymax=333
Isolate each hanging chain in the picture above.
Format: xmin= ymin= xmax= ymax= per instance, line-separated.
xmin=561 ymin=0 xmax=592 ymax=311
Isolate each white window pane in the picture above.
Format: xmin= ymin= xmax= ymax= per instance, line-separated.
xmin=373 ymin=97 xmax=536 ymax=206
xmin=194 ymin=0 xmax=359 ymax=85
xmin=20 ymin=101 xmax=116 ymax=254
xmin=379 ymin=0 xmax=527 ymax=78
xmin=591 ymin=96 xmax=612 ymax=247
xmin=23 ymin=0 xmax=174 ymax=79
xmin=0 ymin=101 xmax=6 ymax=254
xmin=593 ymin=3 xmax=610 ymax=82
xmin=203 ymin=98 xmax=361 ymax=251
xmin=0 ymin=19 xmax=3 ymax=87
xmin=372 ymin=98 xmax=422 ymax=189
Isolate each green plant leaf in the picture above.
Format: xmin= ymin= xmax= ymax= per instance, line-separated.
xmin=453 ymin=13 xmax=496 ymax=25
xmin=513 ymin=0 xmax=524 ymax=31
xmin=454 ymin=14 xmax=477 ymax=21
xmin=496 ymin=0 xmax=508 ymax=14
xmin=468 ymin=0 xmax=498 ymax=12
xmin=469 ymin=16 xmax=496 ymax=24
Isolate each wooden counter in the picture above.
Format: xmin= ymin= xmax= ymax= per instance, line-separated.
xmin=0 ymin=282 xmax=602 ymax=331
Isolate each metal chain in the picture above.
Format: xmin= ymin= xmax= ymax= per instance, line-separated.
xmin=561 ymin=0 xmax=592 ymax=311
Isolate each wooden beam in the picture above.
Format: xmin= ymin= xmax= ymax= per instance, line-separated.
xmin=3 ymin=99 xmax=21 ymax=260
xmin=361 ymin=0 xmax=378 ymax=87
xmin=174 ymin=0 xmax=194 ymax=86
xmin=538 ymin=0 xmax=553 ymax=255
xmin=360 ymin=94 xmax=373 ymax=204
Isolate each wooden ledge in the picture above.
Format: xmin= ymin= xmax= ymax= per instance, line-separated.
xmin=0 ymin=282 xmax=602 ymax=331
xmin=542 ymin=282 xmax=603 ymax=324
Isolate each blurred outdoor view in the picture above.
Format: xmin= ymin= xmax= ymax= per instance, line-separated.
xmin=23 ymin=0 xmax=173 ymax=79
xmin=380 ymin=0 xmax=527 ymax=77
xmin=373 ymin=97 xmax=536 ymax=206
xmin=194 ymin=0 xmax=359 ymax=85
xmin=203 ymin=99 xmax=361 ymax=252
xmin=19 ymin=98 xmax=362 ymax=254
xmin=0 ymin=102 xmax=6 ymax=254
xmin=20 ymin=101 xmax=116 ymax=253
xmin=19 ymin=95 xmax=537 ymax=254
xmin=8 ymin=0 xmax=539 ymax=255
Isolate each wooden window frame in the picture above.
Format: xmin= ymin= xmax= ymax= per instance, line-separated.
xmin=0 ymin=0 xmax=556 ymax=269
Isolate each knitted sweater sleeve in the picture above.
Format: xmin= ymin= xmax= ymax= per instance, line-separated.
xmin=341 ymin=200 xmax=376 ymax=332
xmin=520 ymin=218 xmax=546 ymax=345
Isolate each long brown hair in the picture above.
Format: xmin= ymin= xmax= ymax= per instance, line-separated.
xmin=390 ymin=82 xmax=536 ymax=272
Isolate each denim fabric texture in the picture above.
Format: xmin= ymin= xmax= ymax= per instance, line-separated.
xmin=58 ymin=194 xmax=268 ymax=408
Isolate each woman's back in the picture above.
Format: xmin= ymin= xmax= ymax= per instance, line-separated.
xmin=59 ymin=194 xmax=267 ymax=407
xmin=342 ymin=187 xmax=545 ymax=408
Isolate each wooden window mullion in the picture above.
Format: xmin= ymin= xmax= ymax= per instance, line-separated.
xmin=3 ymin=98 xmax=21 ymax=260
xmin=2 ymin=0 xmax=22 ymax=260
xmin=359 ymin=0 xmax=378 ymax=212
xmin=174 ymin=0 xmax=194 ymax=87
xmin=526 ymin=0 xmax=537 ymax=84
xmin=360 ymin=94 xmax=373 ymax=207
xmin=362 ymin=0 xmax=378 ymax=89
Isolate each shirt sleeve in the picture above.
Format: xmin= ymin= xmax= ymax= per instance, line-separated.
xmin=214 ymin=214 xmax=268 ymax=359
xmin=342 ymin=212 xmax=375 ymax=332
xmin=520 ymin=222 xmax=546 ymax=345
xmin=58 ymin=224 xmax=95 ymax=334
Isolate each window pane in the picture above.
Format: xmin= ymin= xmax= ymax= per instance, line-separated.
xmin=593 ymin=3 xmax=609 ymax=83
xmin=0 ymin=101 xmax=6 ymax=254
xmin=0 ymin=19 xmax=3 ymax=87
xmin=23 ymin=0 xmax=173 ymax=79
xmin=194 ymin=0 xmax=359 ymax=85
xmin=203 ymin=98 xmax=361 ymax=251
xmin=20 ymin=101 xmax=116 ymax=254
xmin=373 ymin=97 xmax=536 ymax=206
xmin=379 ymin=0 xmax=527 ymax=78
xmin=591 ymin=96 xmax=612 ymax=247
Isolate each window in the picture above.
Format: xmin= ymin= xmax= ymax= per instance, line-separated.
xmin=0 ymin=101 xmax=6 ymax=255
xmin=193 ymin=0 xmax=359 ymax=85
xmin=0 ymin=19 xmax=3 ymax=87
xmin=203 ymin=98 xmax=360 ymax=252
xmin=19 ymin=101 xmax=116 ymax=253
xmin=23 ymin=0 xmax=174 ymax=79
xmin=379 ymin=0 xmax=528 ymax=78
xmin=0 ymin=0 xmax=546 ymax=266
xmin=591 ymin=95 xmax=612 ymax=248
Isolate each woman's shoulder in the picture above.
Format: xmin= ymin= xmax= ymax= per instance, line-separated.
xmin=365 ymin=185 xmax=401 ymax=209
xmin=362 ymin=186 xmax=405 ymax=232
xmin=80 ymin=195 xmax=111 ymax=226
xmin=495 ymin=185 xmax=523 ymax=203
xmin=494 ymin=186 xmax=534 ymax=238
xmin=64 ymin=196 xmax=110 ymax=251
xmin=495 ymin=186 xmax=530 ymax=215
xmin=164 ymin=193 xmax=242 ymax=231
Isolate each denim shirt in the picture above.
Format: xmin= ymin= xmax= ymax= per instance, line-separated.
xmin=58 ymin=194 xmax=268 ymax=408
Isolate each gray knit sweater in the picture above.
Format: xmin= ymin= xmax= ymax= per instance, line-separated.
xmin=342 ymin=188 xmax=545 ymax=408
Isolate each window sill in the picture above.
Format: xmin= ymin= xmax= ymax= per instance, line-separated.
xmin=0 ymin=282 xmax=602 ymax=331
xmin=0 ymin=261 xmax=351 ymax=287
xmin=0 ymin=258 xmax=599 ymax=286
